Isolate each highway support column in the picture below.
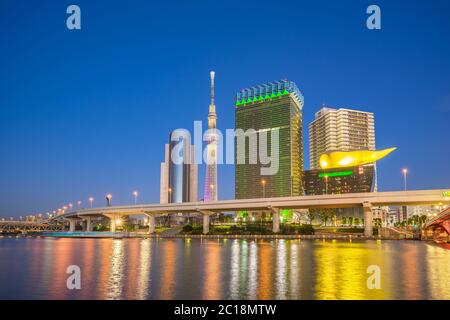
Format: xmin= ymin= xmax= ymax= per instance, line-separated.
xmin=147 ymin=214 xmax=156 ymax=234
xmin=363 ymin=202 xmax=373 ymax=237
xmin=104 ymin=214 xmax=117 ymax=232
xmin=270 ymin=207 xmax=280 ymax=233
xmin=68 ymin=218 xmax=76 ymax=232
xmin=84 ymin=217 xmax=92 ymax=232
xmin=203 ymin=214 xmax=210 ymax=234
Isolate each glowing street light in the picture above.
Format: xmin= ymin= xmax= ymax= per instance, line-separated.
xmin=133 ymin=191 xmax=138 ymax=205
xmin=168 ymin=187 xmax=172 ymax=202
xmin=106 ymin=194 xmax=112 ymax=207
xmin=68 ymin=203 xmax=73 ymax=211
xmin=89 ymin=197 xmax=94 ymax=208
xmin=77 ymin=200 xmax=82 ymax=209
xmin=261 ymin=179 xmax=266 ymax=198
xmin=402 ymin=168 xmax=408 ymax=191
xmin=324 ymin=175 xmax=329 ymax=194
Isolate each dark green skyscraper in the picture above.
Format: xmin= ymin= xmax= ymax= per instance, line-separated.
xmin=234 ymin=80 xmax=304 ymax=199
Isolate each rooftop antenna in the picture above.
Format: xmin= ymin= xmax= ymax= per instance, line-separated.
xmin=210 ymin=71 xmax=215 ymax=105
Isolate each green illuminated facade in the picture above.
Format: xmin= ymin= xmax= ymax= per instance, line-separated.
xmin=234 ymin=80 xmax=304 ymax=199
xmin=303 ymin=164 xmax=375 ymax=195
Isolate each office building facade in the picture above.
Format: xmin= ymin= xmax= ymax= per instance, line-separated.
xmin=234 ymin=80 xmax=304 ymax=199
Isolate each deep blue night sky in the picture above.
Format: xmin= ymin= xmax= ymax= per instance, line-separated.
xmin=1 ymin=0 xmax=449 ymax=217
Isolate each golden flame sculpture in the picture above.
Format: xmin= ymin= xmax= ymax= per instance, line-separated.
xmin=319 ymin=147 xmax=397 ymax=169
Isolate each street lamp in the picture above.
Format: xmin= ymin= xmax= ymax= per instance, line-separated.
xmin=89 ymin=197 xmax=94 ymax=208
xmin=133 ymin=191 xmax=138 ymax=205
xmin=261 ymin=179 xmax=266 ymax=198
xmin=77 ymin=200 xmax=82 ymax=209
xmin=68 ymin=203 xmax=73 ymax=211
xmin=106 ymin=194 xmax=112 ymax=207
xmin=324 ymin=175 xmax=329 ymax=194
xmin=168 ymin=187 xmax=172 ymax=202
xmin=402 ymin=168 xmax=408 ymax=191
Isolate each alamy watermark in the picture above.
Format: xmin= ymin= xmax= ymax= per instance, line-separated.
xmin=170 ymin=121 xmax=280 ymax=176
xmin=366 ymin=265 xmax=381 ymax=289
xmin=367 ymin=5 xmax=381 ymax=30
xmin=66 ymin=265 xmax=81 ymax=290
xmin=66 ymin=5 xmax=81 ymax=30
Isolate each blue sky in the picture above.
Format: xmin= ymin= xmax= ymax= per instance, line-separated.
xmin=1 ymin=0 xmax=449 ymax=217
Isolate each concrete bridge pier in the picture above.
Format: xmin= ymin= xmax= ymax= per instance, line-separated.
xmin=67 ymin=218 xmax=76 ymax=232
xmin=203 ymin=214 xmax=210 ymax=234
xmin=147 ymin=214 xmax=156 ymax=234
xmin=198 ymin=210 xmax=214 ymax=234
xmin=110 ymin=216 xmax=116 ymax=232
xmin=104 ymin=214 xmax=117 ymax=232
xmin=270 ymin=207 xmax=280 ymax=233
xmin=82 ymin=217 xmax=93 ymax=232
xmin=363 ymin=202 xmax=373 ymax=237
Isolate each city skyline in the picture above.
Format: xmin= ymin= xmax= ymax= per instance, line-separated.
xmin=1 ymin=1 xmax=450 ymax=217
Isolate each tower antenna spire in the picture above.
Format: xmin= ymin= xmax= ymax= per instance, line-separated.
xmin=204 ymin=71 xmax=218 ymax=201
xmin=210 ymin=71 xmax=215 ymax=105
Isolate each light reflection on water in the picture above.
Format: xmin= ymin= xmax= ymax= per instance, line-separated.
xmin=0 ymin=237 xmax=449 ymax=300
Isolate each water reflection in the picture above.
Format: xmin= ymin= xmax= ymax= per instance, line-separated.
xmin=247 ymin=241 xmax=258 ymax=299
xmin=0 ymin=238 xmax=449 ymax=300
xmin=288 ymin=241 xmax=299 ymax=299
xmin=202 ymin=240 xmax=222 ymax=299
xmin=257 ymin=241 xmax=273 ymax=299
xmin=137 ymin=239 xmax=151 ymax=300
xmin=229 ymin=239 xmax=240 ymax=299
xmin=275 ymin=240 xmax=287 ymax=299
xmin=160 ymin=239 xmax=178 ymax=299
xmin=107 ymin=239 xmax=125 ymax=299
xmin=426 ymin=244 xmax=450 ymax=299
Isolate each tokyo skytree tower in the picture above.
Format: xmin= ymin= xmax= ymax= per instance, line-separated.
xmin=204 ymin=71 xmax=218 ymax=201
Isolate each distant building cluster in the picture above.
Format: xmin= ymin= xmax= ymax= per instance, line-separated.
xmin=158 ymin=75 xmax=399 ymax=222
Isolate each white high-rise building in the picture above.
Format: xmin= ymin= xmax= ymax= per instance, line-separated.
xmin=309 ymin=107 xmax=375 ymax=169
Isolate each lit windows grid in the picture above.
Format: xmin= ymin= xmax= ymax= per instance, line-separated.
xmin=235 ymin=95 xmax=303 ymax=199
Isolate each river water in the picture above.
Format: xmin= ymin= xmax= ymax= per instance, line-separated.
xmin=0 ymin=237 xmax=449 ymax=300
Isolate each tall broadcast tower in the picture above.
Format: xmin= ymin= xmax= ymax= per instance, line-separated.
xmin=204 ymin=71 xmax=218 ymax=201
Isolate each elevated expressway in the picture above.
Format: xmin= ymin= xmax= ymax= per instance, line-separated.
xmin=56 ymin=189 xmax=450 ymax=237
